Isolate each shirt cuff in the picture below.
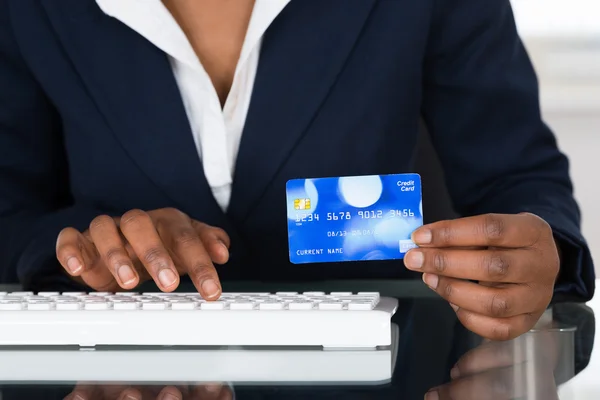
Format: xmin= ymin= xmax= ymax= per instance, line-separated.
xmin=551 ymin=226 xmax=595 ymax=303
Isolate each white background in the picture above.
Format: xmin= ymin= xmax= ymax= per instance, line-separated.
xmin=511 ymin=0 xmax=600 ymax=274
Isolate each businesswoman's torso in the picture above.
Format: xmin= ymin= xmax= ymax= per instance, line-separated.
xmin=3 ymin=0 xmax=535 ymax=283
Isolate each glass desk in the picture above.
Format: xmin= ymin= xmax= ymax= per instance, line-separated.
xmin=0 ymin=280 xmax=595 ymax=400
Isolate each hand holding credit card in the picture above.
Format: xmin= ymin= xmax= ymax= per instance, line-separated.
xmin=286 ymin=174 xmax=423 ymax=264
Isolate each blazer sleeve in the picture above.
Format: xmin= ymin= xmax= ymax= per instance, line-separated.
xmin=421 ymin=0 xmax=595 ymax=302
xmin=0 ymin=1 xmax=102 ymax=289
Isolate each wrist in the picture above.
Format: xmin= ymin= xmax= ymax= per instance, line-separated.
xmin=553 ymin=236 xmax=565 ymax=286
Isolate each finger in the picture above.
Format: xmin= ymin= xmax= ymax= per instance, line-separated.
xmin=156 ymin=386 xmax=183 ymax=400
xmin=422 ymin=274 xmax=548 ymax=319
xmin=57 ymin=227 xmax=118 ymax=291
xmin=218 ymin=387 xmax=234 ymax=400
xmin=89 ymin=215 xmax=139 ymax=289
xmin=454 ymin=306 xmax=543 ymax=341
xmin=161 ymin=219 xmax=221 ymax=300
xmin=56 ymin=227 xmax=87 ymax=276
xmin=191 ymin=384 xmax=226 ymax=400
xmin=412 ymin=213 xmax=549 ymax=248
xmin=193 ymin=221 xmax=230 ymax=265
xmin=116 ymin=387 xmax=142 ymax=400
xmin=65 ymin=385 xmax=98 ymax=400
xmin=119 ymin=209 xmax=180 ymax=292
xmin=451 ymin=342 xmax=516 ymax=379
xmin=404 ymin=248 xmax=536 ymax=283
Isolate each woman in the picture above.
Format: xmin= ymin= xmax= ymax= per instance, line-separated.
xmin=0 ymin=0 xmax=594 ymax=340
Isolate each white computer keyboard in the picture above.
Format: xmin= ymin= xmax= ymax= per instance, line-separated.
xmin=0 ymin=291 xmax=397 ymax=348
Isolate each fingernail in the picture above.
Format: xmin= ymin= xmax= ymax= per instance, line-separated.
xmin=450 ymin=303 xmax=459 ymax=312
xmin=120 ymin=393 xmax=141 ymax=400
xmin=159 ymin=393 xmax=180 ymax=400
xmin=158 ymin=269 xmax=178 ymax=288
xmin=423 ymin=273 xmax=438 ymax=289
xmin=67 ymin=257 xmax=83 ymax=274
xmin=117 ymin=265 xmax=137 ymax=285
xmin=425 ymin=390 xmax=439 ymax=400
xmin=450 ymin=366 xmax=460 ymax=379
xmin=413 ymin=229 xmax=432 ymax=245
xmin=219 ymin=241 xmax=229 ymax=259
xmin=405 ymin=250 xmax=424 ymax=269
xmin=73 ymin=395 xmax=86 ymax=400
xmin=202 ymin=279 xmax=220 ymax=299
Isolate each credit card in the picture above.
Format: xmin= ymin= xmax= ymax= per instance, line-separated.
xmin=286 ymin=174 xmax=423 ymax=264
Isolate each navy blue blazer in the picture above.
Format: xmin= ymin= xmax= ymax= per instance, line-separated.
xmin=0 ymin=0 xmax=595 ymax=299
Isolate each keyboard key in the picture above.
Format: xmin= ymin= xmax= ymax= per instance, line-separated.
xmin=91 ymin=292 xmax=112 ymax=297
xmin=107 ymin=295 xmax=133 ymax=301
xmin=10 ymin=292 xmax=34 ymax=297
xmin=318 ymin=302 xmax=344 ymax=310
xmin=348 ymin=302 xmax=374 ymax=311
xmin=288 ymin=301 xmax=314 ymax=310
xmin=0 ymin=300 xmax=24 ymax=311
xmin=37 ymin=292 xmax=60 ymax=297
xmin=55 ymin=300 xmax=82 ymax=311
xmin=113 ymin=301 xmax=141 ymax=311
xmin=132 ymin=296 xmax=159 ymax=302
xmin=62 ymin=292 xmax=87 ymax=297
xmin=200 ymin=301 xmax=227 ymax=310
xmin=83 ymin=298 xmax=112 ymax=311
xmin=2 ymin=296 xmax=26 ymax=302
xmin=170 ymin=300 xmax=198 ymax=310
xmin=357 ymin=292 xmax=380 ymax=298
xmin=142 ymin=301 xmax=169 ymax=311
xmin=229 ymin=302 xmax=255 ymax=310
xmin=302 ymin=292 xmax=325 ymax=296
xmin=26 ymin=299 xmax=55 ymax=311
xmin=259 ymin=302 xmax=284 ymax=310
xmin=337 ymin=296 xmax=377 ymax=303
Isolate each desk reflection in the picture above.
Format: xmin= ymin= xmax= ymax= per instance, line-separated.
xmin=427 ymin=328 xmax=571 ymax=400
xmin=64 ymin=384 xmax=233 ymax=400
xmin=55 ymin=329 xmax=574 ymax=400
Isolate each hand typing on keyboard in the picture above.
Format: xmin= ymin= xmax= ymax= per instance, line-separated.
xmin=66 ymin=383 xmax=233 ymax=400
xmin=56 ymin=208 xmax=229 ymax=299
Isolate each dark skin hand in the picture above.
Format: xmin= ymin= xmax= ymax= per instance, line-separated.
xmin=56 ymin=208 xmax=229 ymax=300
xmin=425 ymin=331 xmax=560 ymax=400
xmin=404 ymin=213 xmax=560 ymax=341
xmin=64 ymin=383 xmax=233 ymax=400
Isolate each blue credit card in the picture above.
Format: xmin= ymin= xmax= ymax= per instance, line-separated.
xmin=286 ymin=174 xmax=423 ymax=264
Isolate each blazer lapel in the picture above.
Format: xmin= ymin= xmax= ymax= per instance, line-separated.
xmin=39 ymin=1 xmax=226 ymax=226
xmin=229 ymin=0 xmax=378 ymax=222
